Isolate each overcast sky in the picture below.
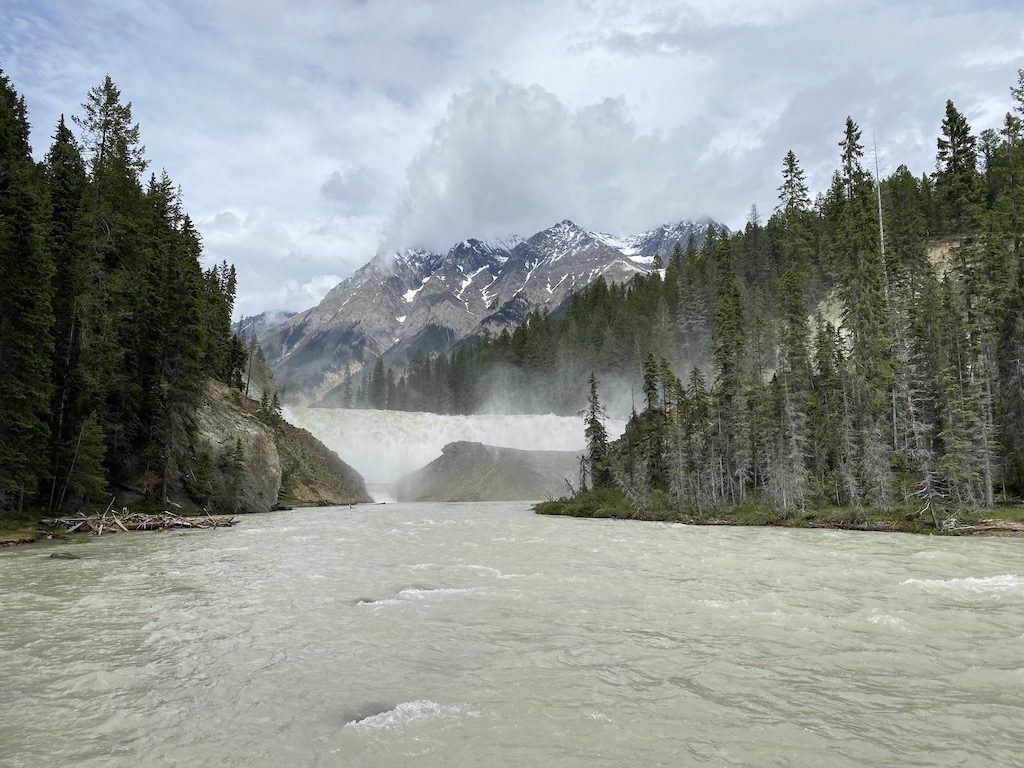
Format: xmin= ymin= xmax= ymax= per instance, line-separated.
xmin=2 ymin=0 xmax=1021 ymax=317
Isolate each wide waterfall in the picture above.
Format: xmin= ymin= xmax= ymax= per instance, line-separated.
xmin=284 ymin=407 xmax=627 ymax=488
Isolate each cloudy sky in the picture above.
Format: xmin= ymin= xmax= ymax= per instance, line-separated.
xmin=2 ymin=0 xmax=1021 ymax=316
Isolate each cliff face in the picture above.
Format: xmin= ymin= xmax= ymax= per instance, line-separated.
xmin=273 ymin=416 xmax=370 ymax=505
xmin=176 ymin=380 xmax=371 ymax=513
xmin=395 ymin=441 xmax=582 ymax=502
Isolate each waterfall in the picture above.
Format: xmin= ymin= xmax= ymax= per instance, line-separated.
xmin=284 ymin=407 xmax=627 ymax=487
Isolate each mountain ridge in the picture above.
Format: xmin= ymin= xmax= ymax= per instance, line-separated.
xmin=260 ymin=217 xmax=716 ymax=402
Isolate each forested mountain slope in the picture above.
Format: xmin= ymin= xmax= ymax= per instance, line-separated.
xmin=363 ymin=74 xmax=1024 ymax=521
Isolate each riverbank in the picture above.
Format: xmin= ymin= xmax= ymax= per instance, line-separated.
xmin=534 ymin=488 xmax=1024 ymax=536
xmin=0 ymin=518 xmax=96 ymax=548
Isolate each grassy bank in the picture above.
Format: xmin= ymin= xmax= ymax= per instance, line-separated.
xmin=0 ymin=524 xmax=41 ymax=546
xmin=535 ymin=488 xmax=1024 ymax=535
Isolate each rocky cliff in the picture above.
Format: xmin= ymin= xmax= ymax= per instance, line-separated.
xmin=394 ymin=441 xmax=582 ymax=502
xmin=174 ymin=379 xmax=371 ymax=513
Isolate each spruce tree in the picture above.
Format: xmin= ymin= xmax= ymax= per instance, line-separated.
xmin=369 ymin=357 xmax=387 ymax=409
xmin=778 ymin=150 xmax=811 ymax=214
xmin=837 ymin=116 xmax=894 ymax=511
xmin=160 ymin=215 xmax=206 ymax=504
xmin=936 ymin=100 xmax=984 ymax=240
xmin=43 ymin=116 xmax=96 ymax=510
xmin=641 ymin=352 xmax=659 ymax=412
xmin=0 ymin=70 xmax=55 ymax=512
xmin=711 ymin=251 xmax=747 ymax=504
xmin=583 ymin=373 xmax=611 ymax=488
xmin=769 ymin=269 xmax=811 ymax=511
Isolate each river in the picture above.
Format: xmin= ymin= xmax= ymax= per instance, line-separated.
xmin=1 ymin=503 xmax=1021 ymax=767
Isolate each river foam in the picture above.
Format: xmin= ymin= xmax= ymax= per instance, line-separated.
xmin=344 ymin=700 xmax=468 ymax=730
xmin=901 ymin=574 xmax=1024 ymax=597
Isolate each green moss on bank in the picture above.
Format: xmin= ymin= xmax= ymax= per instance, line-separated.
xmin=0 ymin=525 xmax=40 ymax=545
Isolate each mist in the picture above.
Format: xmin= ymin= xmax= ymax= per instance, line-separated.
xmin=285 ymin=406 xmax=627 ymax=488
xmin=464 ymin=359 xmax=712 ymax=421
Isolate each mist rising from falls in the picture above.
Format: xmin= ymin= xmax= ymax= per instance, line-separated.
xmin=284 ymin=407 xmax=627 ymax=486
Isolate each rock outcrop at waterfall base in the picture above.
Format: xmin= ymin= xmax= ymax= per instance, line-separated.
xmin=169 ymin=379 xmax=372 ymax=513
xmin=395 ymin=441 xmax=582 ymax=502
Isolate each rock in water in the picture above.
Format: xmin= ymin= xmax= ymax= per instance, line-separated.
xmin=395 ymin=441 xmax=582 ymax=502
xmin=49 ymin=552 xmax=80 ymax=560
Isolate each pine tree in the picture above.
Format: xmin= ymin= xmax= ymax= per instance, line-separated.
xmin=0 ymin=70 xmax=55 ymax=513
xmin=774 ymin=151 xmax=815 ymax=281
xmin=711 ymin=251 xmax=747 ymax=505
xmin=73 ymin=76 xmax=150 ymax=472
xmin=159 ymin=215 xmax=206 ymax=504
xmin=809 ymin=321 xmax=851 ymax=505
xmin=778 ymin=150 xmax=811 ymax=214
xmin=641 ymin=352 xmax=659 ymax=412
xmin=369 ymin=357 xmax=387 ymax=409
xmin=583 ymin=373 xmax=611 ymax=488
xmin=837 ymin=116 xmax=894 ymax=511
xmin=74 ymin=76 xmax=147 ymax=191
xmin=43 ymin=116 xmax=96 ymax=510
xmin=677 ymin=232 xmax=709 ymax=367
xmin=936 ymin=100 xmax=984 ymax=240
xmin=768 ymin=269 xmax=811 ymax=511
xmin=57 ymin=412 xmax=108 ymax=512
xmin=342 ymin=371 xmax=353 ymax=409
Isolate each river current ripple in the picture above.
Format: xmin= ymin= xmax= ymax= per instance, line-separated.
xmin=1 ymin=503 xmax=1022 ymax=767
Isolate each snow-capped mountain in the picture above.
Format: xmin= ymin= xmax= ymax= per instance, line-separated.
xmin=260 ymin=218 xmax=714 ymax=402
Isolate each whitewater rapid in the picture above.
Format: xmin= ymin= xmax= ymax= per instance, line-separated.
xmin=284 ymin=407 xmax=627 ymax=487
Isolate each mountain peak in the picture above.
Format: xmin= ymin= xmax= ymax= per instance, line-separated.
xmin=259 ymin=216 xmax=717 ymax=402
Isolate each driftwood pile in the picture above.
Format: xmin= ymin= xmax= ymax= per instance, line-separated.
xmin=948 ymin=520 xmax=1024 ymax=537
xmin=42 ymin=507 xmax=236 ymax=536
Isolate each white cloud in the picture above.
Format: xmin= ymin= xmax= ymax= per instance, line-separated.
xmin=198 ymin=205 xmax=384 ymax=317
xmin=385 ymin=79 xmax=722 ymax=250
xmin=320 ymin=166 xmax=377 ymax=213
xmin=3 ymin=0 xmax=1022 ymax=315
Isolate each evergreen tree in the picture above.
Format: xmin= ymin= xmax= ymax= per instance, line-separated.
xmin=837 ymin=116 xmax=894 ymax=511
xmin=342 ymin=371 xmax=353 ymax=409
xmin=43 ymin=115 xmax=95 ymax=510
xmin=583 ymin=373 xmax=611 ymax=488
xmin=778 ymin=150 xmax=811 ymax=214
xmin=768 ymin=269 xmax=811 ymax=511
xmin=369 ymin=357 xmax=386 ymax=409
xmin=641 ymin=353 xmax=659 ymax=412
xmin=936 ymin=100 xmax=984 ymax=240
xmin=0 ymin=70 xmax=54 ymax=512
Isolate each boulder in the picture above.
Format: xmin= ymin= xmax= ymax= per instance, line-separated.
xmin=395 ymin=441 xmax=582 ymax=502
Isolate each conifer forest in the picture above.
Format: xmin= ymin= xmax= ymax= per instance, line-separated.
xmin=0 ymin=71 xmax=245 ymax=515
xmin=363 ymin=72 xmax=1024 ymax=524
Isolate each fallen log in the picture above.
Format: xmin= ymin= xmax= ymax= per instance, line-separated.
xmin=41 ymin=511 xmax=236 ymax=535
xmin=948 ymin=520 xmax=1024 ymax=536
